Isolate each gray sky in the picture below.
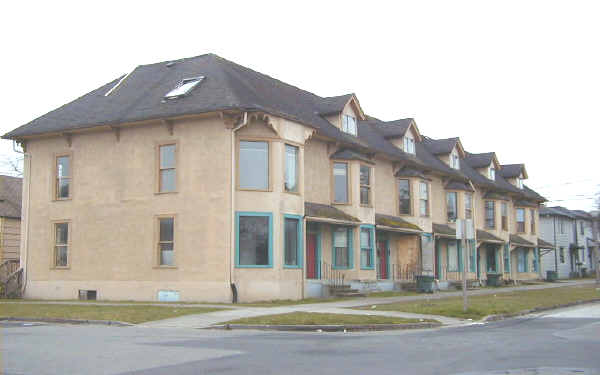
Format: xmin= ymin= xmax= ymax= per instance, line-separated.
xmin=2 ymin=0 xmax=598 ymax=210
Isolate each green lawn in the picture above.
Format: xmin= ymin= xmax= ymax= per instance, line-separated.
xmin=224 ymin=312 xmax=433 ymax=325
xmin=359 ymin=285 xmax=600 ymax=320
xmin=0 ymin=303 xmax=224 ymax=324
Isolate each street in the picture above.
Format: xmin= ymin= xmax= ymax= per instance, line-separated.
xmin=2 ymin=303 xmax=600 ymax=375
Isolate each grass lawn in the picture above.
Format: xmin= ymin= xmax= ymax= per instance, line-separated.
xmin=224 ymin=312 xmax=433 ymax=325
xmin=0 ymin=303 xmax=224 ymax=324
xmin=359 ymin=285 xmax=600 ymax=320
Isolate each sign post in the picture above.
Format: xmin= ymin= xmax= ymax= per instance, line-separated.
xmin=457 ymin=219 xmax=474 ymax=313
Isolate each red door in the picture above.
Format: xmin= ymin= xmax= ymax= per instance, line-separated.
xmin=377 ymin=240 xmax=388 ymax=279
xmin=307 ymin=233 xmax=317 ymax=279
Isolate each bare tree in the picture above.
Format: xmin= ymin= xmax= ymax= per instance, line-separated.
xmin=0 ymin=154 xmax=23 ymax=177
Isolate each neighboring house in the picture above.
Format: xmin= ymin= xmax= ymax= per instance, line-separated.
xmin=3 ymin=54 xmax=547 ymax=302
xmin=0 ymin=175 xmax=22 ymax=262
xmin=539 ymin=206 xmax=596 ymax=278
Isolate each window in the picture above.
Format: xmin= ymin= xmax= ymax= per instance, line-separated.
xmin=360 ymin=227 xmax=374 ymax=269
xmin=284 ymin=215 xmax=302 ymax=268
xmin=403 ymin=134 xmax=415 ymax=154
xmin=465 ymin=193 xmax=473 ymax=220
xmin=501 ymin=202 xmax=508 ymax=231
xmin=284 ymin=144 xmax=299 ymax=193
xmin=333 ymin=162 xmax=349 ymax=203
xmin=530 ymin=209 xmax=536 ymax=234
xmin=158 ymin=144 xmax=176 ymax=192
xmin=450 ymin=150 xmax=460 ymax=169
xmin=446 ymin=192 xmax=457 ymax=222
xmin=54 ymin=222 xmax=69 ymax=267
xmin=419 ymin=182 xmax=429 ymax=217
xmin=55 ymin=155 xmax=71 ymax=199
xmin=360 ymin=165 xmax=371 ymax=205
xmin=342 ymin=115 xmax=357 ymax=136
xmin=333 ymin=227 xmax=352 ymax=269
xmin=239 ymin=141 xmax=269 ymax=190
xmin=517 ymin=177 xmax=524 ymax=189
xmin=158 ymin=217 xmax=174 ymax=266
xmin=532 ymin=249 xmax=539 ymax=272
xmin=398 ymin=179 xmax=411 ymax=215
xmin=485 ymin=201 xmax=495 ymax=229
xmin=516 ymin=208 xmax=525 ymax=233
xmin=447 ymin=241 xmax=459 ymax=272
xmin=489 ymin=167 xmax=496 ymax=180
xmin=559 ymin=219 xmax=565 ymax=234
xmin=236 ymin=213 xmax=272 ymax=267
xmin=580 ymin=221 xmax=584 ymax=235
xmin=559 ymin=247 xmax=565 ymax=263
xmin=164 ymin=76 xmax=204 ymax=99
xmin=469 ymin=240 xmax=477 ymax=272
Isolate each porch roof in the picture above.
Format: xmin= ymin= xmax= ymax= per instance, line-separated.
xmin=538 ymin=238 xmax=555 ymax=249
xmin=375 ymin=213 xmax=423 ymax=233
xmin=305 ymin=202 xmax=360 ymax=225
xmin=510 ymin=234 xmax=536 ymax=248
xmin=433 ymin=223 xmax=456 ymax=238
xmin=476 ymin=229 xmax=505 ymax=244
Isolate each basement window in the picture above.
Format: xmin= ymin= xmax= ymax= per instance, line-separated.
xmin=164 ymin=76 xmax=205 ymax=99
xmin=78 ymin=290 xmax=97 ymax=300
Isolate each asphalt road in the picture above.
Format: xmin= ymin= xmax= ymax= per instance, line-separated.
xmin=2 ymin=304 xmax=600 ymax=375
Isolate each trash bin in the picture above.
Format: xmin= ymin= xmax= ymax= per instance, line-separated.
xmin=487 ymin=273 xmax=502 ymax=287
xmin=546 ymin=270 xmax=558 ymax=282
xmin=416 ymin=275 xmax=434 ymax=293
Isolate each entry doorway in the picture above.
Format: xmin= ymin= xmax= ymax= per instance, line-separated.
xmin=306 ymin=224 xmax=320 ymax=279
xmin=377 ymin=240 xmax=389 ymax=279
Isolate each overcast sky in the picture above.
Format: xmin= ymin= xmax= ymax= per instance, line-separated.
xmin=2 ymin=0 xmax=598 ymax=210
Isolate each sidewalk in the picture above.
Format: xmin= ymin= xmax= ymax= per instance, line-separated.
xmin=139 ymin=279 xmax=596 ymax=329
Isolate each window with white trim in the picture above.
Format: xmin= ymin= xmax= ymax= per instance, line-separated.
xmin=342 ymin=115 xmax=357 ymax=136
xmin=403 ymin=134 xmax=415 ymax=154
xmin=489 ymin=167 xmax=496 ymax=180
xmin=450 ymin=149 xmax=460 ymax=169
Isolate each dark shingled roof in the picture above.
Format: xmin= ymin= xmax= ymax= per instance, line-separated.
xmin=317 ymin=94 xmax=354 ymax=116
xmin=371 ymin=118 xmax=414 ymax=139
xmin=538 ymin=238 xmax=555 ymax=248
xmin=510 ymin=234 xmax=536 ymax=248
xmin=395 ymin=167 xmax=427 ymax=179
xmin=570 ymin=210 xmax=593 ymax=220
xmin=421 ymin=137 xmax=459 ymax=155
xmin=499 ymin=164 xmax=524 ymax=178
xmin=539 ymin=206 xmax=575 ymax=218
xmin=375 ymin=214 xmax=422 ymax=232
xmin=433 ymin=223 xmax=456 ymax=237
xmin=514 ymin=200 xmax=538 ymax=208
xmin=476 ymin=229 xmax=505 ymax=243
xmin=464 ymin=152 xmax=496 ymax=169
xmin=445 ymin=180 xmax=474 ymax=192
xmin=484 ymin=192 xmax=511 ymax=201
xmin=0 ymin=175 xmax=22 ymax=219
xmin=304 ymin=202 xmax=360 ymax=223
xmin=330 ymin=149 xmax=372 ymax=164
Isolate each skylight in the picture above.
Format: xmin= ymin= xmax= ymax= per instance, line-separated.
xmin=164 ymin=76 xmax=205 ymax=99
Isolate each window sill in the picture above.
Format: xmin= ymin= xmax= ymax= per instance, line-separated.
xmin=360 ymin=204 xmax=373 ymax=208
xmin=237 ymin=188 xmax=273 ymax=193
xmin=155 ymin=191 xmax=178 ymax=195
xmin=153 ymin=265 xmax=178 ymax=269
xmin=360 ymin=266 xmax=375 ymax=270
xmin=283 ymin=265 xmax=302 ymax=269
xmin=50 ymin=266 xmax=70 ymax=270
xmin=53 ymin=198 xmax=72 ymax=202
xmin=235 ymin=265 xmax=273 ymax=269
xmin=332 ymin=202 xmax=351 ymax=206
xmin=284 ymin=190 xmax=301 ymax=196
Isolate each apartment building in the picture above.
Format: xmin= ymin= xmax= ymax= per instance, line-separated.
xmin=539 ymin=206 xmax=597 ymax=278
xmin=4 ymin=54 xmax=546 ymax=302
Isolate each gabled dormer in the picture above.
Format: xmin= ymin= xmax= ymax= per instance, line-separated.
xmin=464 ymin=152 xmax=501 ymax=181
xmin=499 ymin=164 xmax=528 ymax=189
xmin=372 ymin=118 xmax=422 ymax=155
xmin=421 ymin=137 xmax=465 ymax=168
xmin=319 ymin=94 xmax=366 ymax=137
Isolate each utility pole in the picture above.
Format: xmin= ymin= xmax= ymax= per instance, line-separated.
xmin=457 ymin=219 xmax=472 ymax=312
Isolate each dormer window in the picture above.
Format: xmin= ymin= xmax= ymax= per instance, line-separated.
xmin=489 ymin=167 xmax=496 ymax=180
xmin=403 ymin=134 xmax=415 ymax=155
xmin=342 ymin=115 xmax=357 ymax=136
xmin=450 ymin=150 xmax=460 ymax=170
xmin=517 ymin=177 xmax=524 ymax=189
xmin=164 ymin=76 xmax=205 ymax=99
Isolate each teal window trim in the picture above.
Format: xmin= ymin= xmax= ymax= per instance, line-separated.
xmin=332 ymin=226 xmax=354 ymax=270
xmin=503 ymin=244 xmax=510 ymax=273
xmin=283 ymin=214 xmax=303 ymax=269
xmin=235 ymin=211 xmax=273 ymax=268
xmin=359 ymin=225 xmax=375 ymax=270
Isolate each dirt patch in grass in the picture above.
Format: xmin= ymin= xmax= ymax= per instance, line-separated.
xmin=0 ymin=303 xmax=224 ymax=324
xmin=359 ymin=285 xmax=600 ymax=320
xmin=224 ymin=312 xmax=433 ymax=325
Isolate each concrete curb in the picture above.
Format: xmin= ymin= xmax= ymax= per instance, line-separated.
xmin=207 ymin=322 xmax=442 ymax=332
xmin=482 ymin=298 xmax=600 ymax=322
xmin=0 ymin=316 xmax=133 ymax=327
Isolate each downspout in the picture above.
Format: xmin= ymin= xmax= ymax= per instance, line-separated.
xmin=553 ymin=216 xmax=558 ymax=273
xmin=14 ymin=140 xmax=30 ymax=296
xmin=229 ymin=112 xmax=248 ymax=303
